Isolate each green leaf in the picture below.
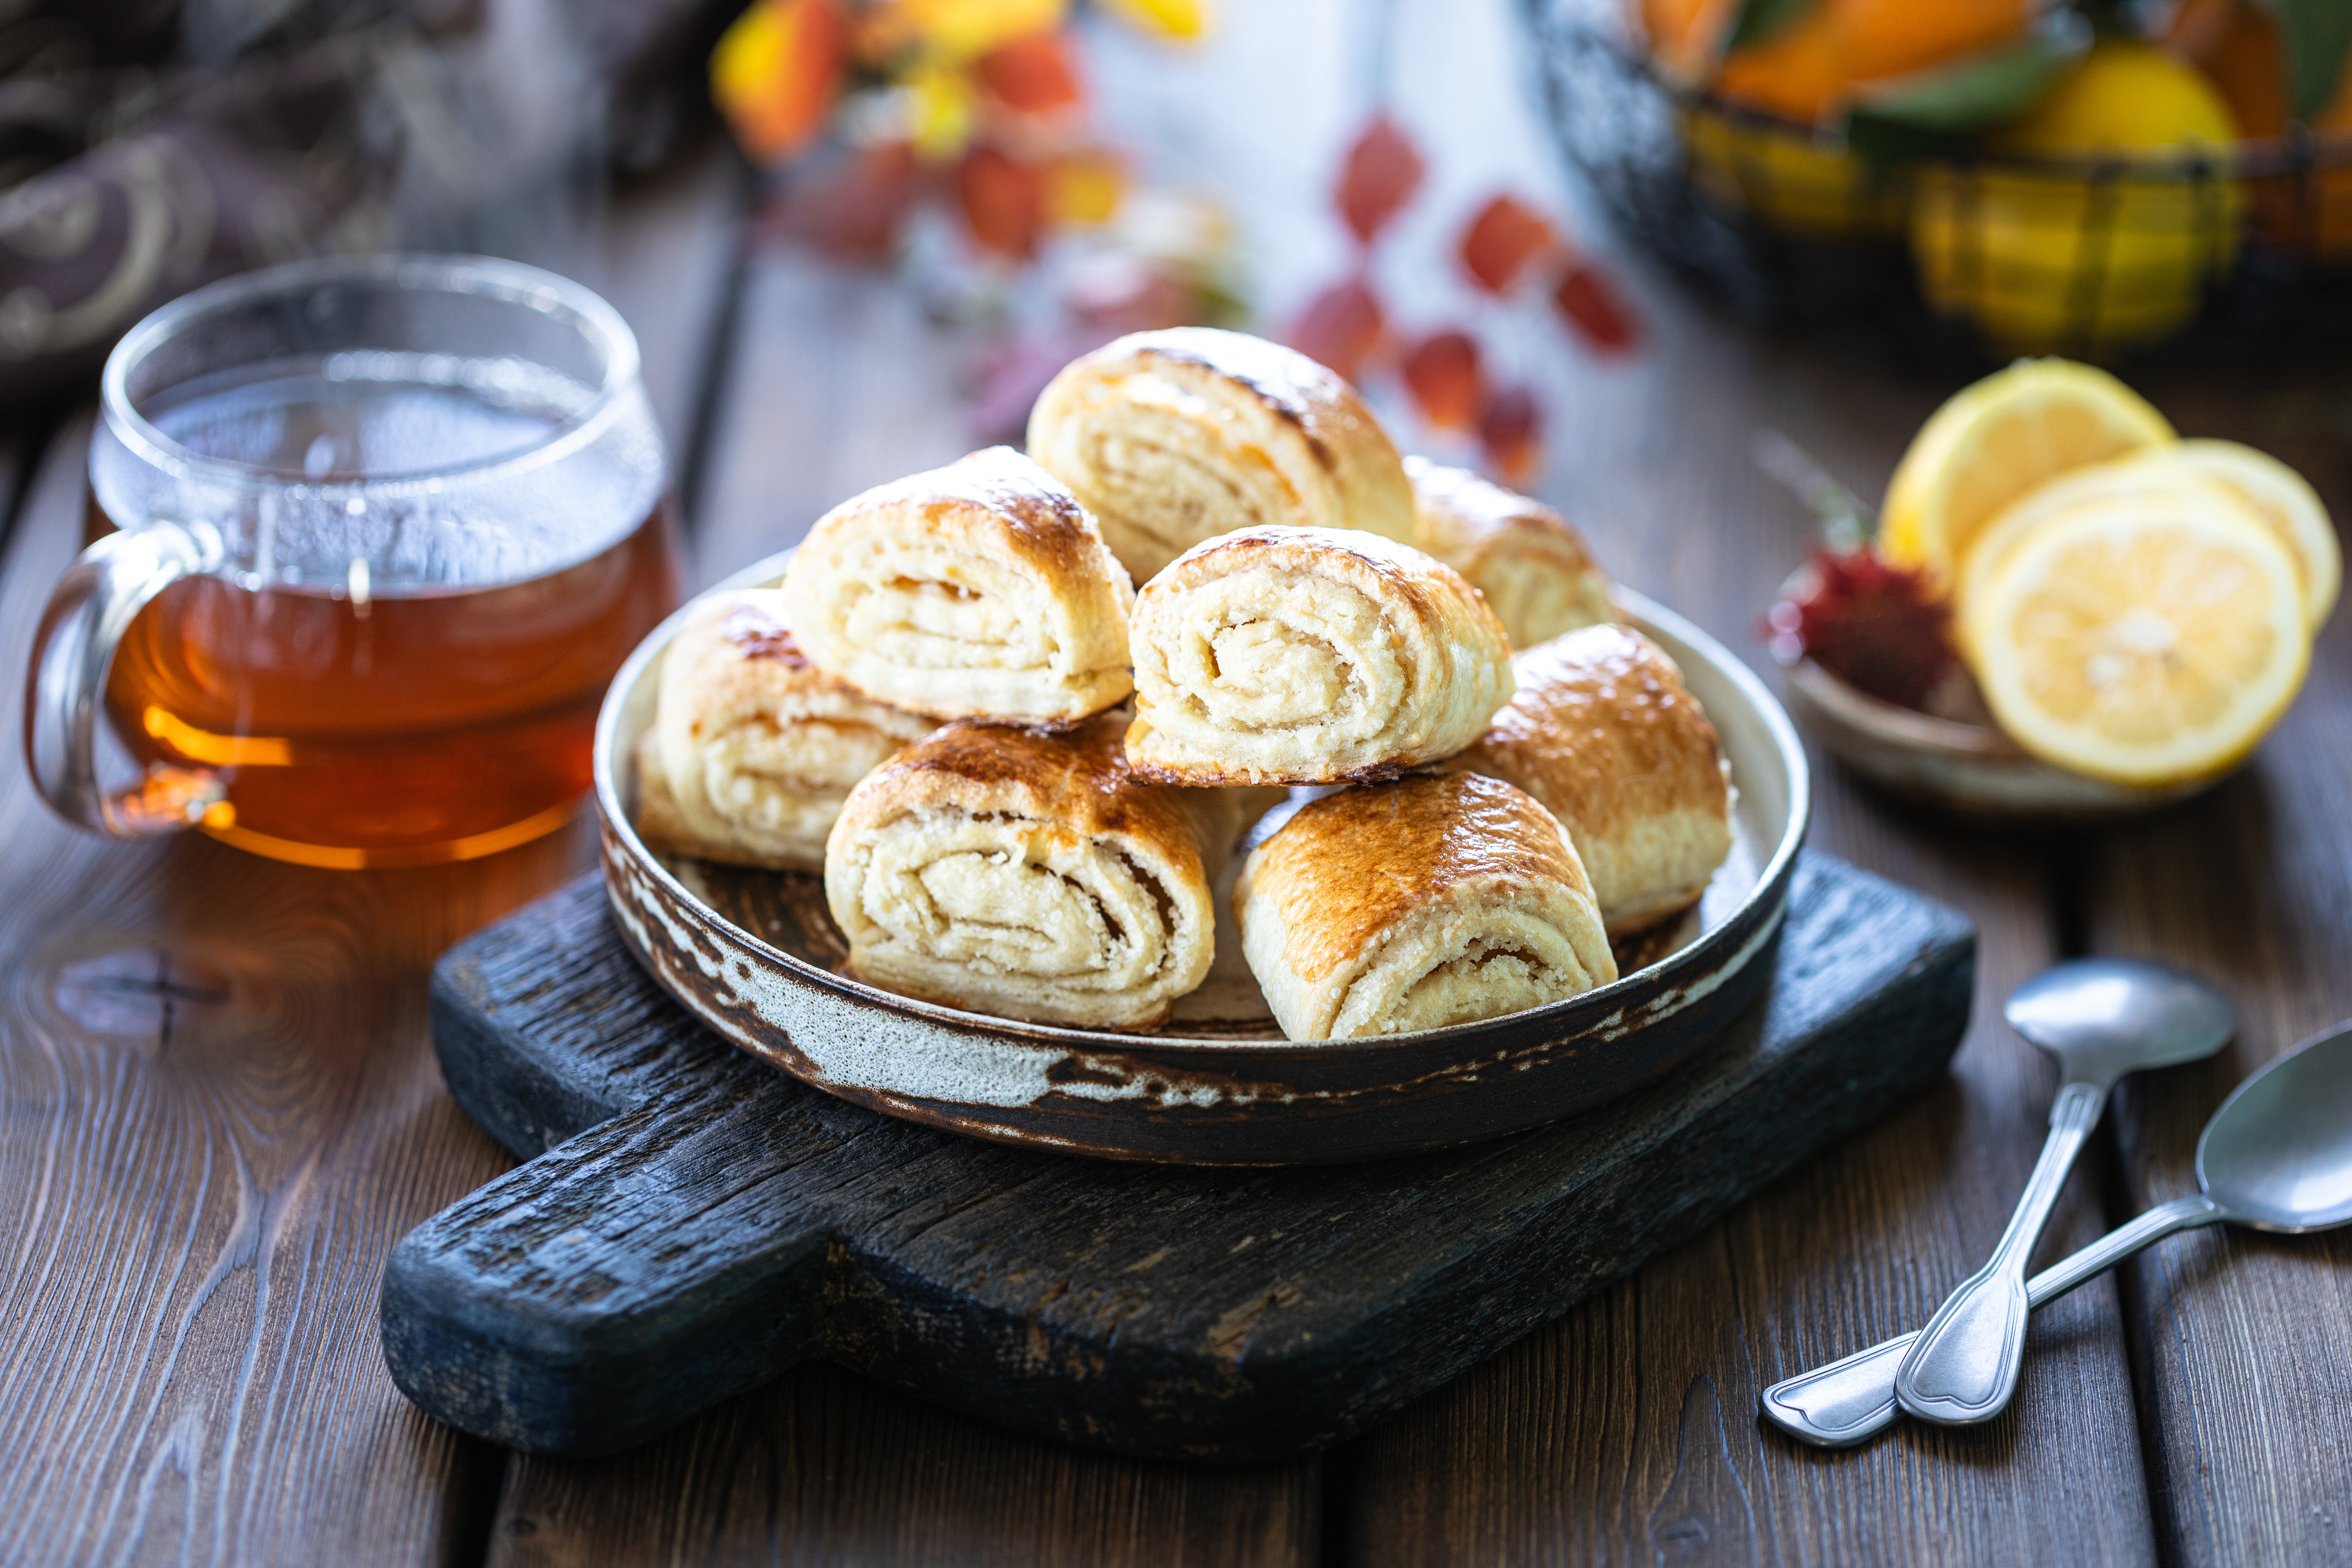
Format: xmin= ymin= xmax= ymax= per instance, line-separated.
xmin=1724 ymin=0 xmax=1817 ymax=54
xmin=1839 ymin=13 xmax=2090 ymax=164
xmin=2253 ymin=0 xmax=2352 ymax=120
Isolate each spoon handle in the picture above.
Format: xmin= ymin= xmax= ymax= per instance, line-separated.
xmin=1893 ymin=1080 xmax=2106 ymax=1425
xmin=1762 ymin=1194 xmax=2223 ymax=1447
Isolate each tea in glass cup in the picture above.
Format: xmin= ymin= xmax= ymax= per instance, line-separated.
xmin=27 ymin=255 xmax=681 ymax=867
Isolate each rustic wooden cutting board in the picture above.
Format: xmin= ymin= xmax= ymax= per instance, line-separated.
xmin=381 ymin=851 xmax=1971 ymax=1463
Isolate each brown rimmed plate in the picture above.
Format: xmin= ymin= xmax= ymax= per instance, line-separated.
xmin=593 ymin=553 xmax=1811 ymax=1165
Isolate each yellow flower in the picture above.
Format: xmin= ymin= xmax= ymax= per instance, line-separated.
xmin=906 ymin=63 xmax=977 ymax=158
xmin=891 ymin=0 xmax=1068 ymax=63
xmin=1098 ymin=0 xmax=1209 ymax=41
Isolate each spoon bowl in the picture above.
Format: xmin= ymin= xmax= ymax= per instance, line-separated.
xmin=2005 ymin=957 xmax=2240 ymax=1085
xmin=2199 ymin=1023 xmax=2352 ymax=1232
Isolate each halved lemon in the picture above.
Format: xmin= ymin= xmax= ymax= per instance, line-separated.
xmin=2114 ymin=440 xmax=2340 ymax=628
xmin=1967 ymin=494 xmax=2309 ymax=786
xmin=1880 ymin=358 xmax=2175 ymax=584
xmin=1952 ymin=457 xmax=2246 ymax=654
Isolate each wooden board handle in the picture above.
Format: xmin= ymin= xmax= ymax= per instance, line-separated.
xmin=381 ymin=1091 xmax=834 ymax=1456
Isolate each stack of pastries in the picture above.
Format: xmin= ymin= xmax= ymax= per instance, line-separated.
xmin=634 ymin=328 xmax=1734 ymax=1040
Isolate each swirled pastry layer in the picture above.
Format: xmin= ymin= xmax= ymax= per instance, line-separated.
xmin=1125 ymin=526 xmax=1516 ymax=784
xmin=1027 ymin=326 xmax=1417 ymax=580
xmin=824 ymin=715 xmax=1262 ymax=1030
xmin=1406 ymin=457 xmax=1614 ymax=649
xmin=635 ymin=592 xmax=933 ymax=870
xmin=1446 ymin=625 xmax=1732 ymax=936
xmin=782 ymin=446 xmax=1135 ymax=724
xmin=1234 ymin=773 xmax=1617 ymax=1040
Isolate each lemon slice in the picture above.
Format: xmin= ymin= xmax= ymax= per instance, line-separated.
xmin=1880 ymin=358 xmax=2175 ymax=584
xmin=2114 ymin=440 xmax=2340 ymax=628
xmin=1968 ymin=494 xmax=2309 ymax=786
xmin=1953 ymin=457 xmax=2246 ymax=653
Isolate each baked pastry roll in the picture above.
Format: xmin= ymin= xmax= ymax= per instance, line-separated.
xmin=824 ymin=715 xmax=1262 ymax=1031
xmin=1405 ymin=456 xmax=1614 ymax=649
xmin=1026 ymin=326 xmax=1418 ymax=580
xmin=1234 ymin=772 xmax=1617 ymax=1040
xmin=1446 ymin=625 xmax=1732 ymax=936
xmin=635 ymin=592 xmax=933 ymax=870
xmin=1125 ymin=526 xmax=1515 ymax=785
xmin=781 ymin=446 xmax=1135 ymax=725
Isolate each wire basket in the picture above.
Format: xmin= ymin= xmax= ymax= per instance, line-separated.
xmin=1521 ymin=0 xmax=2352 ymax=372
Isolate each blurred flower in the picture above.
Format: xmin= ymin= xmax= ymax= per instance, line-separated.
xmin=1480 ymin=385 xmax=1542 ymax=483
xmin=1095 ymin=0 xmax=1210 ymax=41
xmin=1554 ymin=262 xmax=1640 ymax=353
xmin=712 ymin=0 xmax=851 ymax=163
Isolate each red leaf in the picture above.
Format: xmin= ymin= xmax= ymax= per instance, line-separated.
xmin=784 ymin=140 xmax=920 ymax=261
xmin=1458 ymin=195 xmax=1559 ymax=294
xmin=1336 ymin=116 xmax=1424 ymax=246
xmin=1402 ymin=330 xmax=1485 ymax=431
xmin=1480 ymin=385 xmax=1542 ymax=484
xmin=1553 ymin=262 xmax=1640 ymax=354
xmin=1287 ymin=277 xmax=1386 ymax=384
xmin=958 ymin=145 xmax=1048 ymax=258
xmin=975 ymin=33 xmax=1084 ymax=115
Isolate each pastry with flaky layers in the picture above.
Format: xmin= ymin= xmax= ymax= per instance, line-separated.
xmin=1026 ymin=326 xmax=1418 ymax=580
xmin=1233 ymin=772 xmax=1617 ymax=1040
xmin=634 ymin=592 xmax=934 ymax=870
xmin=1405 ymin=456 xmax=1614 ymax=649
xmin=824 ymin=715 xmax=1267 ymax=1031
xmin=1445 ymin=624 xmax=1732 ymax=936
xmin=782 ymin=446 xmax=1135 ymax=725
xmin=1125 ymin=526 xmax=1515 ymax=785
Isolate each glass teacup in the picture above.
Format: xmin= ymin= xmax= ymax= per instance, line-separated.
xmin=26 ymin=254 xmax=681 ymax=867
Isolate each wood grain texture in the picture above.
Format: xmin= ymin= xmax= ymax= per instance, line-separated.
xmin=0 ymin=153 xmax=746 ymax=1564
xmin=2082 ymin=375 xmax=2352 ymax=1568
xmin=392 ymin=855 xmax=1967 ymax=1462
xmin=686 ymin=250 xmax=975 ymax=586
xmin=0 ymin=420 xmax=578 ymax=1566
xmin=1336 ymin=329 xmax=2162 ymax=1563
xmin=486 ymin=1367 xmax=1317 ymax=1568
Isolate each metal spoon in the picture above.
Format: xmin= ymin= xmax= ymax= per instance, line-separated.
xmin=1764 ymin=1016 xmax=2352 ymax=1447
xmin=1890 ymin=958 xmax=2234 ymax=1426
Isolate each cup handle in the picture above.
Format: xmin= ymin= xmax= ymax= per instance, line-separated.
xmin=25 ymin=521 xmax=221 ymax=838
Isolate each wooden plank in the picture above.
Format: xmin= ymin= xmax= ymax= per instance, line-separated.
xmin=1337 ymin=334 xmax=2161 ymax=1561
xmin=0 ymin=153 xmax=770 ymax=1561
xmin=0 ymin=418 xmax=578 ymax=1565
xmin=488 ymin=1368 xmax=1318 ymax=1568
xmin=390 ymin=855 xmax=1965 ymax=1460
xmin=686 ymin=249 xmax=975 ymax=587
xmin=584 ymin=141 xmax=751 ymax=485
xmin=482 ymin=185 xmax=1328 ymax=1568
xmin=2083 ymin=378 xmax=2352 ymax=1567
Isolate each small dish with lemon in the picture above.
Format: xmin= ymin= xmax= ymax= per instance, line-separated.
xmin=1775 ymin=357 xmax=2336 ymax=818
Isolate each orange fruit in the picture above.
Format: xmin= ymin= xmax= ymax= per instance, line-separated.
xmin=1713 ymin=0 xmax=2035 ymax=124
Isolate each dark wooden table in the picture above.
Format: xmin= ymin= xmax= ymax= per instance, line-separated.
xmin=6 ymin=7 xmax=2350 ymax=1563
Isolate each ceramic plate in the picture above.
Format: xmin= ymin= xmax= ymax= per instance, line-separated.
xmin=594 ymin=552 xmax=1811 ymax=1164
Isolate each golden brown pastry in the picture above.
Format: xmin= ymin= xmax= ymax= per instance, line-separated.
xmin=1405 ymin=456 xmax=1614 ymax=648
xmin=1026 ymin=326 xmax=1418 ymax=581
xmin=781 ymin=446 xmax=1135 ymax=724
xmin=1125 ymin=526 xmax=1516 ymax=785
xmin=1233 ymin=772 xmax=1617 ymax=1040
xmin=824 ymin=715 xmax=1265 ymax=1031
xmin=635 ymin=592 xmax=933 ymax=870
xmin=1445 ymin=625 xmax=1732 ymax=936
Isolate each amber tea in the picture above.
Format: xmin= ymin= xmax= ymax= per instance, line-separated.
xmin=35 ymin=257 xmax=678 ymax=865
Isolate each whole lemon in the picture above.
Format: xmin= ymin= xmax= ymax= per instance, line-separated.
xmin=1911 ymin=39 xmax=2245 ymax=356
